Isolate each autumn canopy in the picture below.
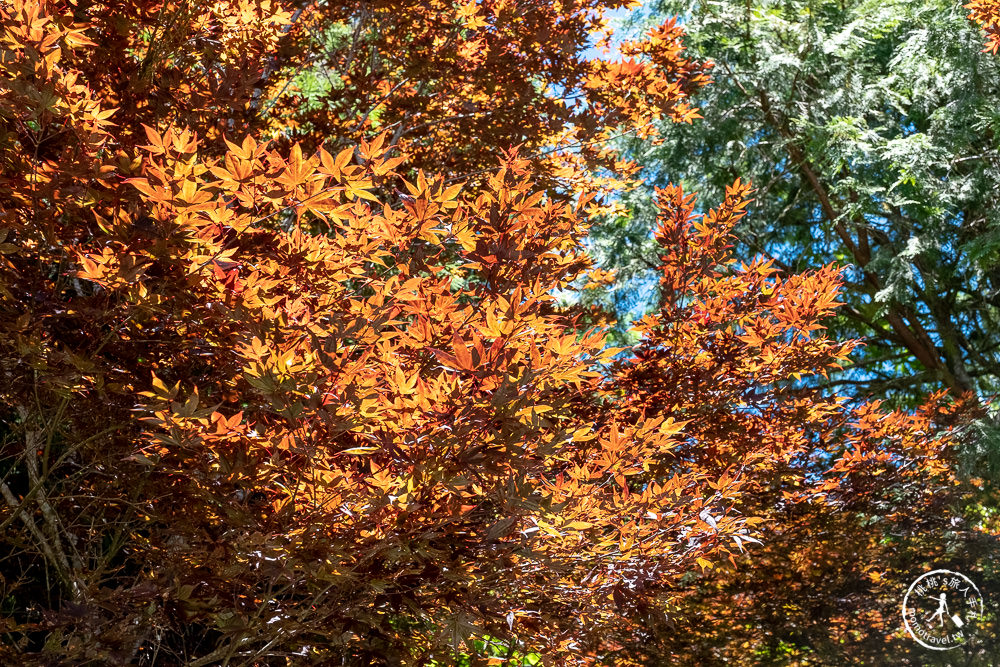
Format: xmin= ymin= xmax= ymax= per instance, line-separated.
xmin=0 ymin=1 xmax=994 ymax=664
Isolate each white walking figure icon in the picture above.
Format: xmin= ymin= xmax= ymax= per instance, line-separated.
xmin=926 ymin=592 xmax=953 ymax=628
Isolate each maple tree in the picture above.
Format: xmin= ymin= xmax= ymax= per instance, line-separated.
xmin=583 ymin=185 xmax=996 ymax=664
xmin=274 ymin=0 xmax=708 ymax=196
xmin=0 ymin=0 xmax=989 ymax=664
xmin=589 ymin=1 xmax=1000 ymax=661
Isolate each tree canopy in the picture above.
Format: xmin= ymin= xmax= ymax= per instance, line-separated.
xmin=0 ymin=0 xmax=996 ymax=665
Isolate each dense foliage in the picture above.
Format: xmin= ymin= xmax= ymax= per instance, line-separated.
xmin=0 ymin=0 xmax=994 ymax=665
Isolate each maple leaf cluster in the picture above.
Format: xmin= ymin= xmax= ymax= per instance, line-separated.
xmin=264 ymin=0 xmax=709 ymax=209
xmin=0 ymin=0 xmax=983 ymax=664
xmin=967 ymin=0 xmax=1000 ymax=53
